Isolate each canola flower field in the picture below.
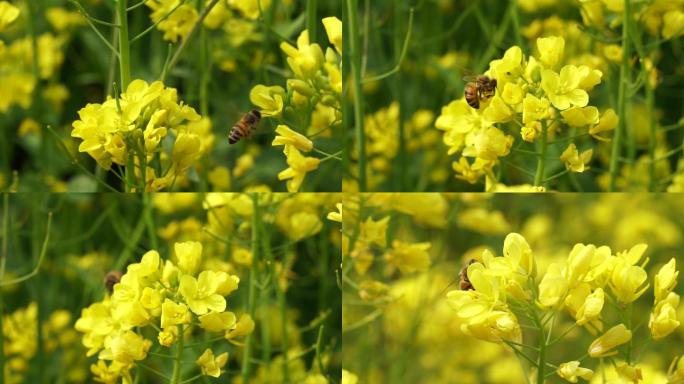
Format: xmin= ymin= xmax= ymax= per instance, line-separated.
xmin=1 ymin=0 xmax=684 ymax=383
xmin=0 ymin=0 xmax=342 ymax=192
xmin=1 ymin=193 xmax=341 ymax=383
xmin=342 ymin=194 xmax=684 ymax=383
xmin=344 ymin=0 xmax=684 ymax=192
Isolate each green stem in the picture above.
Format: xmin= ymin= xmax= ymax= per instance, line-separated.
xmin=394 ymin=2 xmax=406 ymax=191
xmin=646 ymin=71 xmax=656 ymax=191
xmin=534 ymin=121 xmax=548 ymax=187
xmin=609 ymin=0 xmax=632 ymax=191
xmin=306 ymin=0 xmax=317 ymax=42
xmin=241 ymin=194 xmax=261 ymax=383
xmin=143 ymin=194 xmax=158 ymax=250
xmin=117 ymin=0 xmax=131 ymax=88
xmin=346 ymin=0 xmax=367 ymax=191
xmin=277 ymin=264 xmax=290 ymax=383
xmin=536 ymin=312 xmax=547 ymax=384
xmin=170 ymin=325 xmax=184 ymax=384
xmin=0 ymin=194 xmax=8 ymax=381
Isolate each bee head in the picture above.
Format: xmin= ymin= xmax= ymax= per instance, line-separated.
xmin=251 ymin=109 xmax=261 ymax=119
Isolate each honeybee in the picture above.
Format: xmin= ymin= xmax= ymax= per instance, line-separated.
xmin=463 ymin=75 xmax=497 ymax=109
xmin=228 ymin=109 xmax=261 ymax=144
xmin=459 ymin=259 xmax=478 ymax=291
xmin=104 ymin=270 xmax=122 ymax=294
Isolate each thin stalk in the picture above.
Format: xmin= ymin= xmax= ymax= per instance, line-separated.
xmin=306 ymin=0 xmax=317 ymax=42
xmin=646 ymin=73 xmax=656 ymax=191
xmin=609 ymin=0 xmax=632 ymax=191
xmin=117 ymin=0 xmax=131 ymax=88
xmin=241 ymin=194 xmax=261 ymax=383
xmin=170 ymin=325 xmax=185 ymax=384
xmin=162 ymin=0 xmax=220 ymax=82
xmin=0 ymin=212 xmax=51 ymax=287
xmin=143 ymin=194 xmax=158 ymax=250
xmin=534 ymin=121 xmax=549 ymax=186
xmin=535 ymin=311 xmax=547 ymax=384
xmin=0 ymin=194 xmax=8 ymax=380
xmin=346 ymin=0 xmax=366 ymax=191
xmin=394 ymin=2 xmax=406 ymax=191
xmin=277 ymin=273 xmax=290 ymax=382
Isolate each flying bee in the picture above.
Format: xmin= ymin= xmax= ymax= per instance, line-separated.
xmin=463 ymin=75 xmax=497 ymax=109
xmin=104 ymin=270 xmax=122 ymax=294
xmin=228 ymin=109 xmax=261 ymax=144
xmin=458 ymin=259 xmax=478 ymax=291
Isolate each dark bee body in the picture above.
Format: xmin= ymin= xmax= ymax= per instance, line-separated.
xmin=229 ymin=109 xmax=261 ymax=144
xmin=104 ymin=270 xmax=122 ymax=294
xmin=459 ymin=259 xmax=477 ymax=290
xmin=464 ymin=75 xmax=497 ymax=109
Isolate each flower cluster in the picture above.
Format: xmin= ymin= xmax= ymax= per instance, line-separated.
xmin=446 ymin=232 xmax=680 ymax=383
xmin=435 ymin=36 xmax=616 ymax=188
xmin=74 ymin=241 xmax=252 ymax=383
xmin=3 ymin=303 xmax=87 ymax=384
xmin=146 ymin=0 xmax=268 ymax=43
xmin=71 ymin=79 xmax=207 ymax=191
xmin=249 ymin=17 xmax=342 ymax=192
xmin=344 ymin=194 xmax=449 ymax=278
xmin=0 ymin=2 xmax=68 ymax=114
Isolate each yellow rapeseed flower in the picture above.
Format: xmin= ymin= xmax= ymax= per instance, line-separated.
xmin=277 ymin=146 xmax=321 ymax=192
xmin=0 ymin=1 xmax=19 ymax=32
xmin=588 ymin=323 xmax=632 ymax=358
xmin=560 ymin=143 xmax=593 ymax=173
xmin=249 ymin=84 xmax=285 ymax=117
xmin=196 ymin=348 xmax=229 ymax=378
xmin=557 ymin=361 xmax=594 ymax=383
xmin=272 ymin=125 xmax=314 ymax=152
xmin=322 ymin=16 xmax=342 ymax=53
xmin=179 ymin=271 xmax=227 ymax=315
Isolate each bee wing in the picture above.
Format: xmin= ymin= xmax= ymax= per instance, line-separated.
xmin=462 ymin=74 xmax=479 ymax=82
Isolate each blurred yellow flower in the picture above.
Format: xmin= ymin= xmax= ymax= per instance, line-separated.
xmin=228 ymin=0 xmax=271 ymax=20
xmin=385 ymin=240 xmax=431 ymax=274
xmin=560 ymin=106 xmax=599 ymax=127
xmin=649 ymin=292 xmax=680 ymax=340
xmin=537 ymin=36 xmax=565 ymax=68
xmin=322 ymin=16 xmax=342 ymax=54
xmin=589 ymin=108 xmax=618 ymax=141
xmin=277 ymin=147 xmax=321 ymax=192
xmin=588 ymin=323 xmax=631 ymax=358
xmin=146 ymin=0 xmax=198 ymax=43
xmin=522 ymin=93 xmax=550 ymax=124
xmin=160 ymin=299 xmax=191 ymax=329
xmin=272 ymin=125 xmax=313 ymax=152
xmin=175 ymin=241 xmax=202 ymax=276
xmin=196 ymin=348 xmax=228 ymax=378
xmin=654 ymin=258 xmax=678 ymax=301
xmin=281 ymin=30 xmax=325 ymax=80
xmin=327 ymin=203 xmax=342 ymax=222
xmin=663 ymin=10 xmax=684 ymax=39
xmin=560 ymin=143 xmax=593 ymax=173
xmin=199 ymin=311 xmax=237 ymax=333
xmin=610 ymin=260 xmax=649 ymax=304
xmin=0 ymin=1 xmax=19 ymax=32
xmin=668 ymin=355 xmax=684 ymax=383
xmin=342 ymin=369 xmax=359 ymax=384
xmin=225 ymin=313 xmax=255 ymax=339
xmin=558 ymin=361 xmax=593 ymax=383
xmin=360 ymin=216 xmax=389 ymax=248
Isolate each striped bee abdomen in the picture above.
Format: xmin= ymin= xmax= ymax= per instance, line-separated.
xmin=229 ymin=109 xmax=261 ymax=144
